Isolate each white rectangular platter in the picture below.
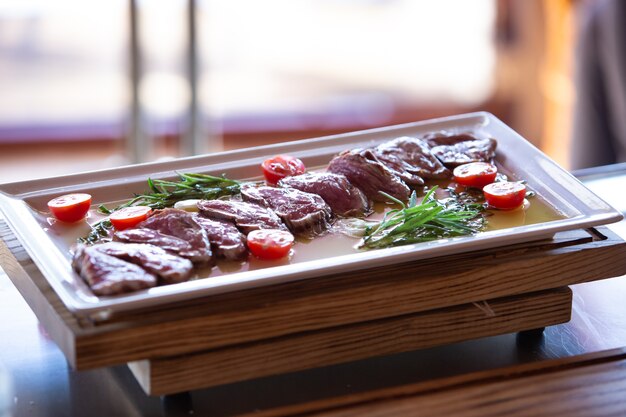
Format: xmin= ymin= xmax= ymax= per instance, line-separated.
xmin=0 ymin=112 xmax=622 ymax=318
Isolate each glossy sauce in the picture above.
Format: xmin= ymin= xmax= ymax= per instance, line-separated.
xmin=206 ymin=182 xmax=565 ymax=278
xmin=43 ymin=177 xmax=566 ymax=282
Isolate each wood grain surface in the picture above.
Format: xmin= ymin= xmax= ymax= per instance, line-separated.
xmin=129 ymin=287 xmax=572 ymax=395
xmin=2 ymin=221 xmax=626 ymax=374
xmin=237 ymin=348 xmax=626 ymax=417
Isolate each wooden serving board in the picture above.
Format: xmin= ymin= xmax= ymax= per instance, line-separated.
xmin=2 ymin=220 xmax=626 ymax=395
xmin=129 ymin=287 xmax=572 ymax=395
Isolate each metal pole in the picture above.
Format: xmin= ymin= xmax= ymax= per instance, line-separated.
xmin=184 ymin=0 xmax=224 ymax=155
xmin=128 ymin=0 xmax=148 ymax=164
xmin=183 ymin=0 xmax=202 ymax=157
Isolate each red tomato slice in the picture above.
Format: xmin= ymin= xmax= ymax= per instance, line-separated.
xmin=247 ymin=229 xmax=295 ymax=260
xmin=109 ymin=206 xmax=153 ymax=230
xmin=261 ymin=155 xmax=306 ymax=185
xmin=453 ymin=162 xmax=497 ymax=188
xmin=47 ymin=193 xmax=92 ymax=223
xmin=483 ymin=181 xmax=526 ymax=210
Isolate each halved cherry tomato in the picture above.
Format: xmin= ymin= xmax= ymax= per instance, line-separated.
xmin=247 ymin=229 xmax=295 ymax=260
xmin=261 ymin=155 xmax=306 ymax=185
xmin=483 ymin=181 xmax=526 ymax=210
xmin=453 ymin=162 xmax=497 ymax=188
xmin=47 ymin=193 xmax=92 ymax=223
xmin=109 ymin=206 xmax=153 ymax=230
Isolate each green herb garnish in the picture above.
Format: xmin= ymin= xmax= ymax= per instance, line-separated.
xmin=99 ymin=172 xmax=240 ymax=213
xmin=79 ymin=219 xmax=113 ymax=244
xmin=79 ymin=172 xmax=240 ymax=244
xmin=360 ymin=186 xmax=485 ymax=249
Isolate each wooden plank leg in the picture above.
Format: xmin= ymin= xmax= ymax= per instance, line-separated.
xmin=129 ymin=287 xmax=573 ymax=396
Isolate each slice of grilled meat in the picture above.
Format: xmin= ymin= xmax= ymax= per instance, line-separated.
xmin=241 ymin=185 xmax=333 ymax=237
xmin=372 ymin=136 xmax=451 ymax=180
xmin=91 ymin=241 xmax=193 ymax=285
xmin=193 ymin=215 xmax=248 ymax=261
xmin=197 ymin=199 xmax=287 ymax=234
xmin=327 ymin=148 xmax=411 ymax=202
xmin=425 ymin=132 xmax=497 ymax=167
xmin=278 ymin=172 xmax=371 ymax=218
xmin=72 ymin=244 xmax=157 ymax=296
xmin=122 ymin=208 xmax=213 ymax=265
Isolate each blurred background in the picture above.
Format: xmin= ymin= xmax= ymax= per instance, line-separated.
xmin=0 ymin=0 xmax=591 ymax=183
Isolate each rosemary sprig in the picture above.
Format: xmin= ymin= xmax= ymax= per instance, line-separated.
xmin=79 ymin=172 xmax=240 ymax=244
xmin=99 ymin=172 xmax=240 ymax=213
xmin=78 ymin=219 xmax=113 ymax=244
xmin=360 ymin=186 xmax=485 ymax=249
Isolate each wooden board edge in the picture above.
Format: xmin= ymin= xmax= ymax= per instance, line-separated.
xmin=0 ymin=231 xmax=78 ymax=368
xmin=133 ymin=287 xmax=572 ymax=395
xmin=5 ymin=218 xmax=624 ymax=371
xmin=74 ymin=235 xmax=622 ymax=369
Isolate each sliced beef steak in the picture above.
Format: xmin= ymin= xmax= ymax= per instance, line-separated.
xmin=118 ymin=208 xmax=213 ymax=265
xmin=279 ymin=172 xmax=371 ymax=217
xmin=92 ymin=241 xmax=193 ymax=285
xmin=72 ymin=245 xmax=157 ymax=296
xmin=115 ymin=228 xmax=192 ymax=253
xmin=424 ymin=132 xmax=481 ymax=146
xmin=241 ymin=185 xmax=332 ymax=237
xmin=372 ymin=136 xmax=451 ymax=180
xmin=327 ymin=149 xmax=411 ymax=202
xmin=197 ymin=199 xmax=286 ymax=234
xmin=425 ymin=132 xmax=497 ymax=167
xmin=193 ymin=216 xmax=248 ymax=261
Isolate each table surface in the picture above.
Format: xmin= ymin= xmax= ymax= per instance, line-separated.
xmin=1 ymin=165 xmax=626 ymax=417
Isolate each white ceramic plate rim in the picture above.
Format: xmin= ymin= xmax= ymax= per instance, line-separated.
xmin=0 ymin=112 xmax=622 ymax=319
